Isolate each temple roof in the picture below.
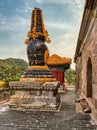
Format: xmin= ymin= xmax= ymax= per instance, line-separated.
xmin=47 ymin=54 xmax=72 ymax=66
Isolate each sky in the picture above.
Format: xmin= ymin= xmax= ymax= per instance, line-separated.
xmin=0 ymin=0 xmax=85 ymax=69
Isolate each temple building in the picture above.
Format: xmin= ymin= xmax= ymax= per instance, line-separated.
xmin=47 ymin=54 xmax=71 ymax=70
xmin=74 ymin=0 xmax=97 ymax=123
xmin=47 ymin=54 xmax=71 ymax=86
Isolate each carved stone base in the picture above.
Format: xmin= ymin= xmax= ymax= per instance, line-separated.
xmin=9 ymin=81 xmax=60 ymax=111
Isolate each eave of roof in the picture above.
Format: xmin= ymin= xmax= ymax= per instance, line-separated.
xmin=74 ymin=0 xmax=97 ymax=62
xmin=47 ymin=54 xmax=72 ymax=66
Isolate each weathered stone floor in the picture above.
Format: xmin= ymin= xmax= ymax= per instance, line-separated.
xmin=0 ymin=87 xmax=97 ymax=130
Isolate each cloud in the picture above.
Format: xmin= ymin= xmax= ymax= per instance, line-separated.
xmin=46 ymin=21 xmax=80 ymax=61
xmin=64 ymin=33 xmax=74 ymax=39
xmin=16 ymin=8 xmax=25 ymax=14
xmin=36 ymin=0 xmax=43 ymax=3
xmin=46 ymin=21 xmax=71 ymax=30
xmin=48 ymin=38 xmax=76 ymax=59
xmin=0 ymin=14 xmax=29 ymax=60
xmin=0 ymin=14 xmax=6 ymax=23
xmin=38 ymin=0 xmax=72 ymax=4
xmin=35 ymin=0 xmax=84 ymax=7
xmin=0 ymin=47 xmax=27 ymax=60
xmin=0 ymin=14 xmax=29 ymax=32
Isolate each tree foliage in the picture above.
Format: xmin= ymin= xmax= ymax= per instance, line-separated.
xmin=65 ymin=69 xmax=76 ymax=85
xmin=0 ymin=58 xmax=28 ymax=82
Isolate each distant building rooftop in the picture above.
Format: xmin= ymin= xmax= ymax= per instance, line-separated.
xmin=47 ymin=54 xmax=72 ymax=66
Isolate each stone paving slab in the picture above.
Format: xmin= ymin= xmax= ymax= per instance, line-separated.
xmin=0 ymin=88 xmax=97 ymax=130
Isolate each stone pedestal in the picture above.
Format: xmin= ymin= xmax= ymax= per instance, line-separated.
xmin=9 ymin=81 xmax=60 ymax=111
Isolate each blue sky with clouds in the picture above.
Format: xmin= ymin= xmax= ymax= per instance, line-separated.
xmin=0 ymin=0 xmax=85 ymax=68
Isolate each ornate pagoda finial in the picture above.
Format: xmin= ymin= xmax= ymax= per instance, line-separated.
xmin=25 ymin=7 xmax=51 ymax=44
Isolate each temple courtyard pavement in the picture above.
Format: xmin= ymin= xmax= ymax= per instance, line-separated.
xmin=0 ymin=86 xmax=97 ymax=130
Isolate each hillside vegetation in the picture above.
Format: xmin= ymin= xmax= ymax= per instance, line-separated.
xmin=0 ymin=58 xmax=28 ymax=82
xmin=65 ymin=69 xmax=76 ymax=85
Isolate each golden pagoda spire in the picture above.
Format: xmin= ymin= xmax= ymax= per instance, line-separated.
xmin=25 ymin=7 xmax=51 ymax=44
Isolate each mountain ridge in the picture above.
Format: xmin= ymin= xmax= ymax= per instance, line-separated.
xmin=0 ymin=58 xmax=28 ymax=82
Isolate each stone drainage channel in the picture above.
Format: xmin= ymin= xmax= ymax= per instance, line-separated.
xmin=0 ymin=87 xmax=96 ymax=130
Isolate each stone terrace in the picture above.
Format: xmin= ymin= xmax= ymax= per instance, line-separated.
xmin=0 ymin=87 xmax=97 ymax=130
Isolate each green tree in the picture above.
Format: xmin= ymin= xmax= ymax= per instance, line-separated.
xmin=0 ymin=58 xmax=28 ymax=86
xmin=65 ymin=69 xmax=76 ymax=85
